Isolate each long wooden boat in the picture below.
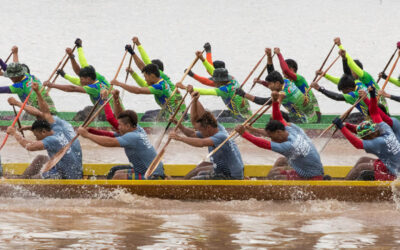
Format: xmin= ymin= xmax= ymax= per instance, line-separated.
xmin=1 ymin=163 xmax=399 ymax=201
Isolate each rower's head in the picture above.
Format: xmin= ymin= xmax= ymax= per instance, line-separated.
xmin=284 ymin=59 xmax=298 ymax=78
xmin=338 ymin=74 xmax=356 ymax=94
xmin=356 ymin=120 xmax=380 ymax=140
xmin=210 ymin=68 xmax=232 ymax=87
xmin=151 ymin=59 xmax=164 ymax=71
xmin=79 ymin=66 xmax=96 ymax=86
xmin=194 ymin=111 xmax=219 ymax=137
xmin=117 ymin=110 xmax=138 ymax=135
xmin=350 ymin=60 xmax=363 ymax=80
xmin=3 ymin=62 xmax=27 ymax=83
xmin=265 ymin=71 xmax=284 ymax=91
xmin=265 ymin=120 xmax=288 ymax=143
xmin=213 ymin=60 xmax=225 ymax=69
xmin=31 ymin=119 xmax=53 ymax=140
xmin=142 ymin=64 xmax=161 ymax=85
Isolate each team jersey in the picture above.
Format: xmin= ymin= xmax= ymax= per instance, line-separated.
xmin=9 ymin=73 xmax=57 ymax=114
xmin=281 ymin=79 xmax=317 ymax=123
xmin=293 ymin=74 xmax=320 ymax=113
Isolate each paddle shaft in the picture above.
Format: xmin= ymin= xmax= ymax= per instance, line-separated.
xmin=52 ymin=45 xmax=77 ymax=84
xmin=306 ymin=54 xmax=340 ymax=96
xmin=121 ymin=45 xmax=135 ymax=100
xmin=377 ymin=50 xmax=400 ymax=100
xmin=318 ymin=96 xmax=366 ymax=138
xmin=145 ymin=98 xmax=196 ymax=178
xmin=4 ymin=52 xmax=12 ymax=63
xmin=248 ymin=62 xmax=269 ymax=92
xmin=0 ymin=89 xmax=33 ymax=151
xmin=12 ymin=105 xmax=25 ymax=138
xmin=41 ymin=52 xmax=70 ymax=93
xmin=312 ymin=43 xmax=336 ymax=83
xmin=376 ymin=47 xmax=398 ymax=85
xmin=155 ymin=91 xmax=190 ymax=150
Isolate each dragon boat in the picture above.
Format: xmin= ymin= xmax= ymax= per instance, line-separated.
xmin=1 ymin=163 xmax=399 ymax=201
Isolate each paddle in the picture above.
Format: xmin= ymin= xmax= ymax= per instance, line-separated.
xmin=121 ymin=44 xmax=135 ymax=100
xmin=216 ymin=52 xmax=267 ymax=119
xmin=145 ymin=98 xmax=196 ymax=179
xmin=4 ymin=52 xmax=12 ymax=64
xmin=0 ymin=88 xmax=33 ymax=151
xmin=311 ymin=43 xmax=336 ymax=83
xmin=154 ymin=50 xmax=204 ymax=123
xmin=198 ymin=98 xmax=273 ymax=167
xmin=41 ymin=51 xmax=128 ymax=174
xmin=46 ymin=45 xmax=77 ymax=94
xmin=376 ymin=46 xmax=399 ymax=84
xmin=305 ymin=54 xmax=341 ymax=98
xmin=154 ymin=91 xmax=190 ymax=150
xmin=248 ymin=60 xmax=271 ymax=93
xmin=12 ymin=105 xmax=25 ymax=138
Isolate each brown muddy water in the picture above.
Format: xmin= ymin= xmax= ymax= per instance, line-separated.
xmin=1 ymin=132 xmax=400 ymax=248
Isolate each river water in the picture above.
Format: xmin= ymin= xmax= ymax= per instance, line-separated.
xmin=2 ymin=0 xmax=400 ymax=248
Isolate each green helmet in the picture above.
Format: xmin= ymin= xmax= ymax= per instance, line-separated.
xmin=356 ymin=121 xmax=377 ymax=138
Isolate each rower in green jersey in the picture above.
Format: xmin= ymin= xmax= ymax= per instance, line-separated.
xmin=274 ymin=47 xmax=321 ymax=122
xmin=111 ymin=63 xmax=181 ymax=121
xmin=53 ymin=39 xmax=120 ymax=110
xmin=334 ymin=37 xmax=389 ymax=112
xmin=263 ymin=71 xmax=315 ymax=123
xmin=176 ymin=68 xmax=252 ymax=122
xmin=0 ymin=62 xmax=57 ymax=116
xmin=124 ymin=37 xmax=186 ymax=121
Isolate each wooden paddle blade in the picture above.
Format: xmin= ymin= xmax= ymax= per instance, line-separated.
xmin=145 ymin=147 xmax=166 ymax=179
xmin=41 ymin=136 xmax=78 ymax=173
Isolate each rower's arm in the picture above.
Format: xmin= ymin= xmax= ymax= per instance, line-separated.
xmin=245 ymin=126 xmax=269 ymax=137
xmin=47 ymin=84 xmax=86 ymax=93
xmin=33 ymin=86 xmax=54 ymax=123
xmin=10 ymin=99 xmax=44 ymax=119
xmin=277 ymin=53 xmax=297 ymax=81
xmin=0 ymin=59 xmax=7 ymax=71
xmin=202 ymin=60 xmax=215 ymax=76
xmin=0 ymin=86 xmax=12 ymax=93
xmin=175 ymin=124 xmax=196 ymax=138
xmin=317 ymin=87 xmax=345 ymax=101
xmin=368 ymin=88 xmax=383 ymax=124
xmin=77 ymin=47 xmax=89 ymax=68
xmin=324 ymin=73 xmax=340 ymax=85
xmin=193 ymin=88 xmax=218 ymax=96
xmin=339 ymin=44 xmax=364 ymax=78
xmin=267 ymin=54 xmax=274 ymax=74
xmin=363 ymin=97 xmax=393 ymax=127
xmin=137 ymin=45 xmax=152 ymax=65
xmin=112 ymin=80 xmax=151 ymax=94
xmin=342 ymin=58 xmax=352 ymax=76
xmin=388 ymin=76 xmax=400 ymax=87
xmin=190 ymin=94 xmax=206 ymax=124
xmin=133 ymin=52 xmax=146 ymax=71
xmin=241 ymin=131 xmax=271 ymax=149
xmin=193 ymin=73 xmax=215 ymax=87
xmin=178 ymin=136 xmax=215 ymax=147
xmin=12 ymin=46 xmax=19 ymax=63
xmin=13 ymin=132 xmax=45 ymax=151
xmin=130 ymin=71 xmax=149 ymax=87
xmin=340 ymin=127 xmax=364 ymax=149
xmin=64 ymin=74 xmax=82 ymax=86
xmin=70 ymin=55 xmax=81 ymax=75
xmin=83 ymin=132 xmax=120 ymax=147
xmin=272 ymin=101 xmax=287 ymax=126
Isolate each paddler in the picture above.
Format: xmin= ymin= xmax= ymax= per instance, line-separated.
xmin=125 ymin=36 xmax=186 ymax=121
xmin=111 ymin=63 xmax=180 ymax=121
xmin=176 ymin=67 xmax=252 ymax=122
xmin=77 ymin=107 xmax=165 ymax=180
xmin=332 ymin=87 xmax=400 ymax=180
xmin=46 ymin=39 xmax=118 ymax=130
xmin=6 ymin=82 xmax=82 ymax=179
xmin=0 ymin=57 xmax=57 ymax=117
xmin=235 ymin=91 xmax=324 ymax=180
xmin=273 ymin=47 xmax=321 ymax=123
xmin=168 ymin=89 xmax=244 ymax=180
